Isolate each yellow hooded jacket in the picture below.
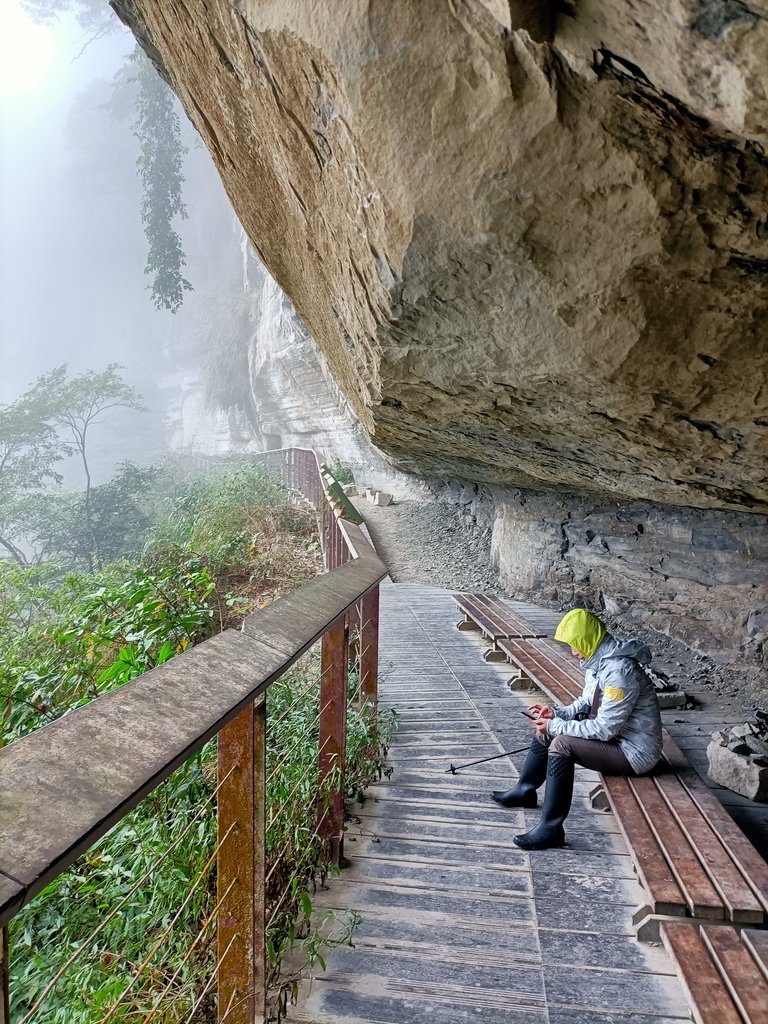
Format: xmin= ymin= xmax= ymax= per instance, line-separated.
xmin=553 ymin=608 xmax=605 ymax=659
xmin=549 ymin=609 xmax=662 ymax=773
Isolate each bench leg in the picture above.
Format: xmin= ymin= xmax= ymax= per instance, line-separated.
xmin=635 ymin=912 xmax=746 ymax=944
xmin=456 ymin=617 xmax=480 ymax=632
xmin=589 ymin=784 xmax=610 ymax=811
xmin=508 ymin=671 xmax=534 ymax=692
xmin=483 ymin=647 xmax=508 ymax=663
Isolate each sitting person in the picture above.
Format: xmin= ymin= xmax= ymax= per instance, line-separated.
xmin=491 ymin=608 xmax=663 ymax=850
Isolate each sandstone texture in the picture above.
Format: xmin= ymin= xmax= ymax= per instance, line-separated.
xmin=114 ymin=0 xmax=768 ymax=512
xmin=113 ymin=0 xmax=768 ymax=672
xmin=237 ymin=242 xmax=423 ymax=494
xmin=485 ymin=484 xmax=768 ymax=668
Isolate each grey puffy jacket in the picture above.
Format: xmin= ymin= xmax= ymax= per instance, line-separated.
xmin=546 ymin=635 xmax=663 ymax=774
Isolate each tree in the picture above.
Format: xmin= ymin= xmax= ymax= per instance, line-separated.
xmin=54 ymin=365 xmax=145 ymax=569
xmin=0 ymin=369 xmax=69 ymax=564
xmin=16 ymin=462 xmax=158 ymax=569
xmin=24 ymin=3 xmax=194 ymax=312
xmin=132 ymin=48 xmax=193 ymax=313
xmin=21 ymin=0 xmax=117 ymax=46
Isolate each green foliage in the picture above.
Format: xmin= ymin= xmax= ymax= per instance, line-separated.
xmin=9 ymin=750 xmax=217 ymax=1023
xmin=3 ymin=464 xmax=389 ymax=1022
xmin=0 ymin=364 xmax=146 ymax=570
xmin=16 ymin=461 xmax=158 ymax=569
xmin=132 ymin=47 xmax=192 ymax=313
xmin=24 ymin=8 xmax=192 ymax=311
xmin=329 ymin=461 xmax=354 ymax=485
xmin=0 ymin=367 xmax=70 ymax=563
xmin=263 ymin=658 xmax=395 ymax=1017
xmin=53 ymin=365 xmax=146 ymax=569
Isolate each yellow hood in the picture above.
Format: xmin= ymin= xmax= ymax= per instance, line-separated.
xmin=553 ymin=609 xmax=606 ymax=659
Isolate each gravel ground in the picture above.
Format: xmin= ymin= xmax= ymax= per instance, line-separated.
xmin=356 ymin=498 xmax=502 ymax=594
xmin=356 ymin=496 xmax=766 ymax=718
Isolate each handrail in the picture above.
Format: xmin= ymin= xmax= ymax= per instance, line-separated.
xmin=0 ymin=451 xmax=385 ymax=930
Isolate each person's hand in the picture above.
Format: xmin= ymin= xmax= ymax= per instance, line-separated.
xmin=533 ymin=717 xmax=549 ymax=737
xmin=529 ymin=703 xmax=554 ymax=720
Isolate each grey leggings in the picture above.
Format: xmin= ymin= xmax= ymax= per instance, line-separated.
xmin=546 ymin=733 xmax=636 ymax=775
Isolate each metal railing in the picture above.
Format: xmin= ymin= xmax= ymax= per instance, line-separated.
xmin=0 ymin=448 xmax=385 ymax=1023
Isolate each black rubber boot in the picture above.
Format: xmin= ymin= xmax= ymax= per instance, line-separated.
xmin=491 ymin=736 xmax=548 ymax=808
xmin=512 ymin=753 xmax=574 ymax=849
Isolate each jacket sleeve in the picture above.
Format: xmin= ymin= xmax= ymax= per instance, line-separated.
xmin=548 ymin=660 xmax=639 ymax=741
xmin=555 ymin=689 xmax=591 ymax=721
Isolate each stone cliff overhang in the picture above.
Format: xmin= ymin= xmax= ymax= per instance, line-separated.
xmin=112 ymin=0 xmax=768 ymax=513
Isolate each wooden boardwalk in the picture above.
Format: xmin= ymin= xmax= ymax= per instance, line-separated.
xmin=290 ymin=583 xmax=693 ymax=1024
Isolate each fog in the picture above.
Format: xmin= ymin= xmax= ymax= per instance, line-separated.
xmin=0 ymin=1 xmax=246 ymax=484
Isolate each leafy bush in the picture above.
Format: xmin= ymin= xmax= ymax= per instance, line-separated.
xmin=328 ymin=461 xmax=354 ymax=485
xmin=4 ymin=463 xmax=392 ymax=1022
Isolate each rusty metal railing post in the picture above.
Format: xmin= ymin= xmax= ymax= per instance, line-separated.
xmin=322 ymin=505 xmax=331 ymax=570
xmin=318 ymin=616 xmax=348 ymax=865
xmin=360 ymin=585 xmax=380 ymax=713
xmin=217 ymin=698 xmax=266 ymax=1024
xmin=330 ymin=511 xmax=338 ymax=570
xmin=349 ymin=600 xmax=362 ymax=696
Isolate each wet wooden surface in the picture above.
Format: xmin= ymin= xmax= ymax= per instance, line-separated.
xmin=289 ymin=584 xmax=693 ymax=1024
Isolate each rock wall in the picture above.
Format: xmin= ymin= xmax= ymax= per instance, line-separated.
xmin=488 ymin=487 xmax=768 ymax=671
xmin=113 ymin=0 xmax=768 ymax=512
xmin=429 ymin=477 xmax=767 ymax=672
xmin=112 ymin=0 xmax=768 ymax=672
xmin=240 ymin=240 xmax=425 ymax=494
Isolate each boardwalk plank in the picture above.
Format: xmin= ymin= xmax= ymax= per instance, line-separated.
xmin=288 ymin=583 xmax=688 ymax=1024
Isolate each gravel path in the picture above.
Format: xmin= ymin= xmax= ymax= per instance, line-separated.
xmin=354 ymin=498 xmax=501 ymax=593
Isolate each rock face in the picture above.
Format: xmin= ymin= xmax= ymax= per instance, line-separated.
xmin=239 ymin=240 xmax=427 ymax=494
xmin=487 ymin=486 xmax=768 ymax=667
xmin=708 ymin=724 xmax=768 ymax=801
xmin=114 ymin=0 xmax=768 ymax=511
xmin=113 ymin=1 xmax=768 ymax=668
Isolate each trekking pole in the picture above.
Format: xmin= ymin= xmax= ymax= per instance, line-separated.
xmin=444 ymin=745 xmax=530 ymax=775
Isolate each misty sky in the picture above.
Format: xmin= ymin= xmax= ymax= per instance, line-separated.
xmin=0 ymin=1 xmax=249 ymax=481
xmin=0 ymin=2 xmax=135 ymax=400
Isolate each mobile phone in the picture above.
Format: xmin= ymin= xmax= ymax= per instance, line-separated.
xmin=519 ymin=709 xmax=537 ymax=720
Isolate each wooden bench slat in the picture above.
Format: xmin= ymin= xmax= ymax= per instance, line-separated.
xmin=528 ymin=640 xmax=583 ymax=698
xmin=654 ymin=774 xmax=764 ymax=923
xmin=663 ymin=736 xmax=768 ymax=916
xmin=452 ymin=594 xmax=545 ymax=639
xmin=456 ymin=598 xmax=512 ymax=634
xmin=701 ymin=927 xmax=768 ymax=1024
xmin=602 ymin=776 xmax=686 ymax=915
xmin=497 ymin=639 xmax=582 ymax=706
xmin=535 ymin=637 xmax=579 ymax=673
xmin=661 ymin=923 xmax=744 ymax=1024
xmin=742 ymin=930 xmax=768 ymax=984
xmin=629 ymin=776 xmax=725 ymax=919
xmin=471 ymin=595 xmax=547 ymax=637
xmin=454 ymin=594 xmax=514 ymax=638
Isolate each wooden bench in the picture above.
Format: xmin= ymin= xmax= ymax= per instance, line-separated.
xmin=661 ymin=922 xmax=768 ymax=1024
xmin=452 ymin=593 xmax=546 ymax=661
xmin=499 ymin=636 xmax=582 ymax=703
xmin=605 ymin=734 xmax=768 ymax=931
xmin=485 ymin=631 xmax=768 ymax=930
